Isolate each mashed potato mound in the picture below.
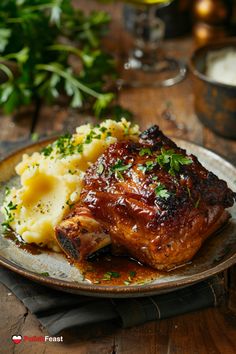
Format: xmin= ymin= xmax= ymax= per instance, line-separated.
xmin=2 ymin=119 xmax=140 ymax=251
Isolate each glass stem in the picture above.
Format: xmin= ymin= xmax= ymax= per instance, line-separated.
xmin=130 ymin=4 xmax=165 ymax=69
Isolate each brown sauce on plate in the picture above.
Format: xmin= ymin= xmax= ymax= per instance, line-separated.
xmin=4 ymin=229 xmax=42 ymax=255
xmin=74 ymin=256 xmax=163 ymax=286
xmin=4 ymin=228 xmax=165 ymax=285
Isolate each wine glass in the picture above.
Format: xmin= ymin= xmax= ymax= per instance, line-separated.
xmin=119 ymin=0 xmax=187 ymax=88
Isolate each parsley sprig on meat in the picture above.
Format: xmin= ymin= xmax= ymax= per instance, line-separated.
xmin=111 ymin=160 xmax=132 ymax=180
xmin=156 ymin=148 xmax=192 ymax=176
xmin=154 ymin=182 xmax=170 ymax=200
xmin=138 ymin=160 xmax=155 ymax=174
xmin=139 ymin=148 xmax=152 ymax=157
xmin=137 ymin=148 xmax=192 ymax=176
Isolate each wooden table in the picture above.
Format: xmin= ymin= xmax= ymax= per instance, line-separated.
xmin=1 ymin=1 xmax=236 ymax=353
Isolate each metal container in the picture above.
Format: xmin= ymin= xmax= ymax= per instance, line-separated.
xmin=189 ymin=39 xmax=236 ymax=139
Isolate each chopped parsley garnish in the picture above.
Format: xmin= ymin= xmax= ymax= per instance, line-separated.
xmin=111 ymin=160 xmax=132 ymax=180
xmin=77 ymin=144 xmax=83 ymax=153
xmin=84 ymin=130 xmax=101 ymax=144
xmin=6 ymin=201 xmax=17 ymax=211
xmin=195 ymin=197 xmax=201 ymax=208
xmin=154 ymin=182 xmax=170 ymax=200
xmin=54 ymin=133 xmax=73 ymax=156
xmin=124 ymin=270 xmax=137 ymax=285
xmin=156 ymin=148 xmax=192 ymax=176
xmin=187 ymin=186 xmax=191 ymax=198
xmin=138 ymin=160 xmax=155 ymax=174
xmin=1 ymin=221 xmax=11 ymax=230
xmin=97 ymin=163 xmax=104 ymax=175
xmin=129 ymin=271 xmax=136 ymax=278
xmin=99 ymin=126 xmax=107 ymax=133
xmin=139 ymin=148 xmax=152 ymax=157
xmin=42 ymin=133 xmax=84 ymax=158
xmin=5 ymin=186 xmax=11 ymax=196
xmin=66 ymin=200 xmax=74 ymax=209
xmin=84 ymin=134 xmax=92 ymax=144
xmin=111 ymin=160 xmax=132 ymax=172
xmin=123 ymin=124 xmax=130 ymax=135
xmin=42 ymin=145 xmax=53 ymax=157
xmin=2 ymin=201 xmax=18 ymax=229
xmin=40 ymin=272 xmax=50 ymax=277
xmin=102 ymin=271 xmax=120 ymax=281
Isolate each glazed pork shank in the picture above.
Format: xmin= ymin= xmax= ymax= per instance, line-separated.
xmin=55 ymin=126 xmax=236 ymax=270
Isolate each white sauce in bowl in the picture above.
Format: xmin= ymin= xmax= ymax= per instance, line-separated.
xmin=205 ymin=48 xmax=236 ymax=86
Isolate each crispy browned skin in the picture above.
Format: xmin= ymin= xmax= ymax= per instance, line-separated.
xmin=55 ymin=126 xmax=236 ymax=270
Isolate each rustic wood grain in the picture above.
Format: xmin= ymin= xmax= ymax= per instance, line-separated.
xmin=0 ymin=1 xmax=236 ymax=353
xmin=114 ymin=309 xmax=236 ymax=354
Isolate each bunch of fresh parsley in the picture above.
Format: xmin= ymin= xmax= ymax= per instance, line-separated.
xmin=0 ymin=0 xmax=122 ymax=118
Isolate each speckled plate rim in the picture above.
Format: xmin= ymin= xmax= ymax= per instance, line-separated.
xmin=0 ymin=137 xmax=236 ymax=298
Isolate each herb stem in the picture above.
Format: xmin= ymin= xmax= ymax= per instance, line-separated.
xmin=47 ymin=44 xmax=82 ymax=58
xmin=36 ymin=63 xmax=102 ymax=99
xmin=22 ymin=1 xmax=62 ymax=14
xmin=0 ymin=62 xmax=14 ymax=81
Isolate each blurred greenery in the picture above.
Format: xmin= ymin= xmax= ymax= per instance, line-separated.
xmin=0 ymin=0 xmax=127 ymax=119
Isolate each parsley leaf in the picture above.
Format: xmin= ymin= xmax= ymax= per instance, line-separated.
xmin=129 ymin=271 xmax=136 ymax=277
xmin=99 ymin=126 xmax=107 ymax=133
xmin=5 ymin=186 xmax=11 ymax=196
xmin=124 ymin=270 xmax=137 ymax=285
xmin=2 ymin=201 xmax=18 ymax=229
xmin=42 ymin=145 xmax=53 ymax=157
xmin=0 ymin=2 xmax=119 ymax=117
xmin=156 ymin=148 xmax=192 ymax=176
xmin=111 ymin=160 xmax=132 ymax=180
xmin=40 ymin=272 xmax=50 ymax=277
xmin=97 ymin=163 xmax=104 ymax=175
xmin=138 ymin=160 xmax=155 ymax=174
xmin=102 ymin=271 xmax=120 ymax=281
xmin=77 ymin=144 xmax=83 ymax=153
xmin=93 ymin=93 xmax=115 ymax=117
xmin=139 ymin=148 xmax=152 ymax=157
xmin=154 ymin=182 xmax=170 ymax=200
xmin=84 ymin=130 xmax=101 ymax=144
xmin=42 ymin=134 xmax=83 ymax=158
xmin=54 ymin=133 xmax=73 ymax=156
xmin=7 ymin=201 xmax=17 ymax=211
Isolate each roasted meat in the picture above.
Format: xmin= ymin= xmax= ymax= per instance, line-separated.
xmin=55 ymin=126 xmax=236 ymax=270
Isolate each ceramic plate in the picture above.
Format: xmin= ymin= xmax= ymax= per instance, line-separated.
xmin=0 ymin=139 xmax=236 ymax=298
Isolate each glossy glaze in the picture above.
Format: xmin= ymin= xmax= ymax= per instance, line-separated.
xmin=56 ymin=126 xmax=235 ymax=270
